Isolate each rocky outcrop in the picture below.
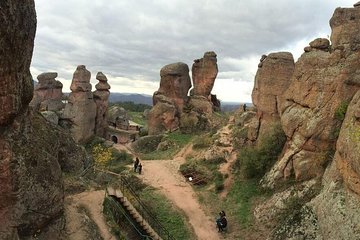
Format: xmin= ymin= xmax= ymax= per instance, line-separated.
xmin=148 ymin=62 xmax=191 ymax=135
xmin=148 ymin=93 xmax=180 ymax=135
xmin=155 ymin=62 xmax=191 ymax=110
xmin=263 ymin=6 xmax=360 ymax=186
xmin=0 ymin=2 xmax=84 ymax=239
xmin=62 ymin=65 xmax=97 ymax=143
xmin=0 ymin=0 xmax=35 ymax=126
xmin=191 ymin=51 xmax=218 ymax=97
xmin=93 ymin=72 xmax=110 ymax=137
xmin=333 ymin=90 xmax=360 ymax=195
xmin=252 ymin=52 xmax=295 ymax=140
xmin=30 ymin=72 xmax=64 ymax=111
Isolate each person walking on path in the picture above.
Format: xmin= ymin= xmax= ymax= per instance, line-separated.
xmin=134 ymin=157 xmax=139 ymax=172
xmin=137 ymin=163 xmax=142 ymax=174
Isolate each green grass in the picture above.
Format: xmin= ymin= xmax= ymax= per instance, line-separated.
xmin=140 ymin=187 xmax=195 ymax=240
xmin=139 ymin=131 xmax=193 ymax=160
xmin=225 ymin=179 xmax=260 ymax=227
xmin=128 ymin=111 xmax=147 ymax=126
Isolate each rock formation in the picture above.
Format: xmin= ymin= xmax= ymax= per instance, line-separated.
xmin=263 ymin=5 xmax=360 ymax=185
xmin=0 ymin=2 xmax=84 ymax=238
xmin=147 ymin=52 xmax=220 ymax=135
xmin=62 ymin=65 xmax=97 ymax=143
xmin=308 ymin=90 xmax=360 ymax=240
xmin=148 ymin=62 xmax=191 ymax=135
xmin=191 ymin=51 xmax=218 ymax=97
xmin=30 ymin=72 xmax=64 ymax=112
xmin=252 ymin=52 xmax=295 ymax=140
xmin=93 ymin=72 xmax=111 ymax=137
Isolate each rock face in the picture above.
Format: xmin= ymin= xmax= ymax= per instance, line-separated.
xmin=0 ymin=2 xmax=84 ymax=239
xmin=93 ymin=72 xmax=111 ymax=137
xmin=63 ymin=65 xmax=97 ymax=143
xmin=0 ymin=0 xmax=35 ymax=126
xmin=252 ymin=52 xmax=295 ymax=140
xmin=156 ymin=62 xmax=191 ymax=110
xmin=30 ymin=72 xmax=64 ymax=111
xmin=334 ymin=90 xmax=360 ymax=195
xmin=148 ymin=62 xmax=191 ymax=135
xmin=191 ymin=51 xmax=218 ymax=97
xmin=263 ymin=6 xmax=360 ymax=185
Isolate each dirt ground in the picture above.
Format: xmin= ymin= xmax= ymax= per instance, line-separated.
xmin=61 ymin=117 xmax=238 ymax=240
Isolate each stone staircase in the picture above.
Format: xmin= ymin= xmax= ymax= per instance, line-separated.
xmin=107 ymin=187 xmax=162 ymax=240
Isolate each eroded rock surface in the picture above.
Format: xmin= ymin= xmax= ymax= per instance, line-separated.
xmin=93 ymin=72 xmax=110 ymax=137
xmin=264 ymin=6 xmax=360 ymax=185
xmin=191 ymin=51 xmax=218 ymax=97
xmin=0 ymin=2 xmax=84 ymax=239
xmin=252 ymin=52 xmax=295 ymax=140
xmin=62 ymin=65 xmax=97 ymax=143
xmin=30 ymin=72 xmax=64 ymax=111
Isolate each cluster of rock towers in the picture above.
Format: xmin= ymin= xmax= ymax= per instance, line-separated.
xmin=148 ymin=51 xmax=220 ymax=135
xmin=30 ymin=65 xmax=111 ymax=143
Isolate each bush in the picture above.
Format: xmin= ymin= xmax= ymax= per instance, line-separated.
xmin=192 ymin=135 xmax=212 ymax=149
xmin=334 ymin=101 xmax=349 ymax=121
xmin=237 ymin=124 xmax=286 ymax=179
xmin=132 ymin=135 xmax=164 ymax=153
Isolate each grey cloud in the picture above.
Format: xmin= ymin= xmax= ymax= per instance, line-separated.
xmin=32 ymin=0 xmax=354 ymax=101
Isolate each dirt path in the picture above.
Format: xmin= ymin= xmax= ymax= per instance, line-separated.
xmin=139 ymin=159 xmax=221 ymax=240
xmin=64 ymin=190 xmax=116 ymax=240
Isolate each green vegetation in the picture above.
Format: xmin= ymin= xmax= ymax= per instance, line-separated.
xmin=85 ymin=136 xmax=133 ymax=173
xmin=235 ymin=124 xmax=286 ymax=179
xmin=334 ymin=101 xmax=349 ymax=122
xmin=180 ymin=156 xmax=226 ymax=192
xmin=140 ymin=187 xmax=195 ymax=240
xmin=111 ymin=101 xmax=151 ymax=112
xmin=128 ymin=111 xmax=146 ymax=126
xmin=225 ymin=179 xmax=260 ymax=227
xmin=137 ymin=131 xmax=194 ymax=160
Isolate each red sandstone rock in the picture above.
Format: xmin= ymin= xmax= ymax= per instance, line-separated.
xmin=252 ymin=52 xmax=295 ymax=139
xmin=63 ymin=65 xmax=97 ymax=143
xmin=191 ymin=51 xmax=218 ymax=97
xmin=93 ymin=72 xmax=110 ymax=137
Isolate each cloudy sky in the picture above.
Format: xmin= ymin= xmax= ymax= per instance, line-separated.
xmin=31 ymin=0 xmax=355 ymax=103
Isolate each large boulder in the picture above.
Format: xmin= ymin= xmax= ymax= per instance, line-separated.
xmin=62 ymin=65 xmax=97 ymax=143
xmin=252 ymin=52 xmax=295 ymax=140
xmin=263 ymin=6 xmax=360 ymax=186
xmin=191 ymin=51 xmax=218 ymax=97
xmin=148 ymin=95 xmax=179 ymax=135
xmin=156 ymin=62 xmax=191 ymax=111
xmin=93 ymin=72 xmax=110 ymax=137
xmin=30 ymin=72 xmax=64 ymax=111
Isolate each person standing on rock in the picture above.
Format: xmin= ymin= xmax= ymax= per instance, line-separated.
xmin=243 ymin=103 xmax=247 ymax=112
xmin=134 ymin=157 xmax=139 ymax=172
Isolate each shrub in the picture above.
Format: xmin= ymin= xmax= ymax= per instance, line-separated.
xmin=334 ymin=101 xmax=349 ymax=121
xmin=237 ymin=124 xmax=286 ymax=179
xmin=92 ymin=144 xmax=113 ymax=167
xmin=132 ymin=135 xmax=164 ymax=153
xmin=192 ymin=135 xmax=212 ymax=149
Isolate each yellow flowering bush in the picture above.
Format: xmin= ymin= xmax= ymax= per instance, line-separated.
xmin=92 ymin=144 xmax=113 ymax=167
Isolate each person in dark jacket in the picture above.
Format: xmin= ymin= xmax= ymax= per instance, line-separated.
xmin=134 ymin=157 xmax=139 ymax=172
xmin=216 ymin=210 xmax=227 ymax=232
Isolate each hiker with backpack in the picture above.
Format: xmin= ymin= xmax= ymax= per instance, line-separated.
xmin=216 ymin=210 xmax=227 ymax=232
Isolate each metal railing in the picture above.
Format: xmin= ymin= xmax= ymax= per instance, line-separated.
xmin=104 ymin=193 xmax=152 ymax=240
xmin=96 ymin=168 xmax=175 ymax=240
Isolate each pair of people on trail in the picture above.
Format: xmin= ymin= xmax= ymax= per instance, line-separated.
xmin=133 ymin=157 xmax=142 ymax=174
xmin=216 ymin=210 xmax=227 ymax=232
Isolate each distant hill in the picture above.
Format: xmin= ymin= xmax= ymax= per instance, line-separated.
xmin=109 ymin=93 xmax=153 ymax=105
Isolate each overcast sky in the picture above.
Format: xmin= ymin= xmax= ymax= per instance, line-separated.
xmin=31 ymin=0 xmax=355 ymax=103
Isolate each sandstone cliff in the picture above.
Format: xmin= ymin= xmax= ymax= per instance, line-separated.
xmin=0 ymin=2 xmax=85 ymax=238
xmin=263 ymin=6 xmax=360 ymax=185
xmin=252 ymin=52 xmax=295 ymax=141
